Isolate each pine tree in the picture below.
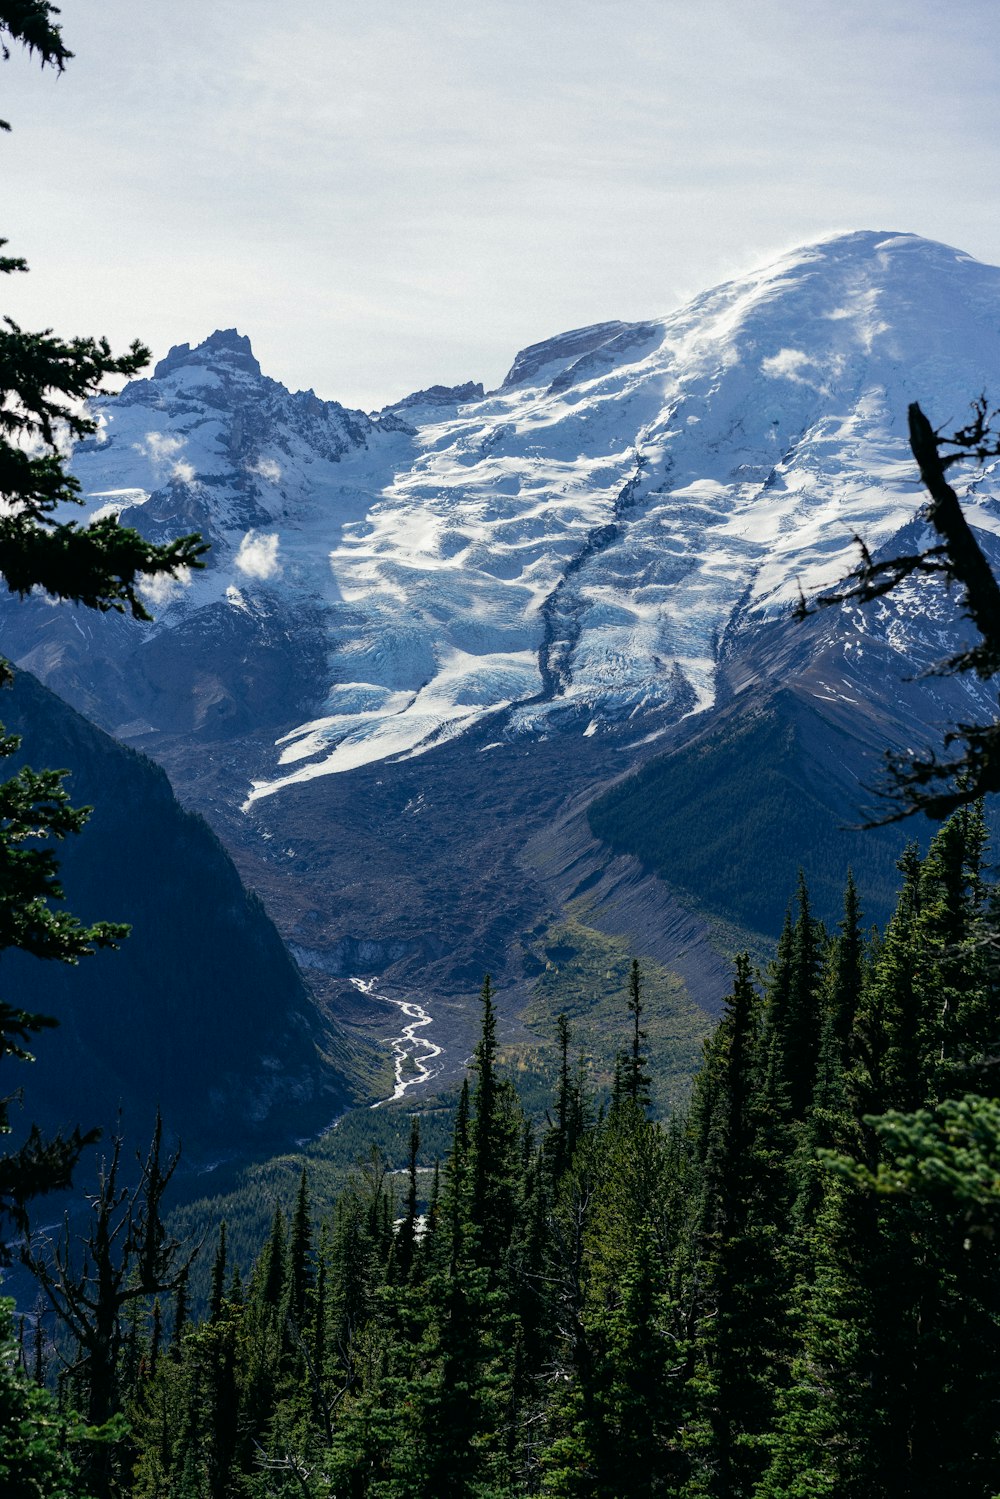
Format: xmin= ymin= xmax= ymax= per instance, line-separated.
xmin=850 ymin=844 xmax=922 ymax=1119
xmin=468 ymin=975 xmax=525 ymax=1279
xmin=683 ymin=951 xmax=773 ymax=1498
xmin=395 ymin=1115 xmax=421 ymax=1283
xmin=208 ymin=1222 xmax=227 ymax=1323
xmin=546 ymin=1011 xmax=575 ymax=1180
xmin=624 ymin=958 xmax=653 ymax=1111
xmin=171 ymin=1265 xmax=190 ymax=1357
xmin=772 ymin=873 xmax=823 ymax=1121
xmin=0 ymin=1296 xmax=90 ymax=1499
xmin=796 ymin=875 xmax=867 ymax=1223
xmin=470 ymin=974 xmax=500 ymax=1251
xmin=827 ymin=869 xmax=864 ymax=1055
xmin=288 ymin=1166 xmax=313 ymax=1326
xmin=259 ymin=1203 xmax=288 ymax=1311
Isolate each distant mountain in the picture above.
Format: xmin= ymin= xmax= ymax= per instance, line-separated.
xmin=0 ymin=669 xmax=349 ymax=1160
xmin=3 ymin=231 xmax=999 ymax=1063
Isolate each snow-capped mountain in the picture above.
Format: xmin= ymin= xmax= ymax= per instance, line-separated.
xmin=7 ymin=230 xmax=1000 ymax=1013
xmin=36 ymin=232 xmax=1000 ymax=788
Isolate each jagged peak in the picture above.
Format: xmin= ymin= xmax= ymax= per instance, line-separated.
xmin=153 ymin=328 xmax=262 ymax=380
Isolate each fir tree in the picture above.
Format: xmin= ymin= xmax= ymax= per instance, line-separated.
xmin=208 ymin=1222 xmax=227 ymax=1324
xmin=171 ymin=1264 xmax=190 ymax=1357
xmin=624 ymin=958 xmax=653 ymax=1111
xmin=0 ymin=1297 xmax=89 ymax=1499
xmin=288 ymin=1166 xmax=313 ymax=1326
xmin=395 ymin=1115 xmax=421 ymax=1283
xmin=259 ymin=1203 xmax=288 ymax=1310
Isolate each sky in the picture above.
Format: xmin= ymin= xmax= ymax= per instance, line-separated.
xmin=2 ymin=0 xmax=999 ymax=410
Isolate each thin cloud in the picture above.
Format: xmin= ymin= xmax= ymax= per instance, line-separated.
xmin=234 ymin=530 xmax=281 ymax=580
xmin=139 ymin=566 xmax=192 ymax=608
xmin=247 ymin=456 xmax=282 ymax=483
xmin=134 ymin=431 xmax=196 ymax=484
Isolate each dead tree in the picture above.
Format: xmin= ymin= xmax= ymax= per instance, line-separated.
xmin=798 ymin=396 xmax=1000 ymax=820
xmin=22 ymin=1113 xmax=198 ymax=1495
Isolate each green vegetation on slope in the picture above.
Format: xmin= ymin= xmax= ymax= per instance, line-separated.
xmin=514 ymin=917 xmax=713 ymax=1117
xmin=588 ymin=692 xmax=921 ymax=938
xmin=165 ymin=1094 xmax=459 ymax=1307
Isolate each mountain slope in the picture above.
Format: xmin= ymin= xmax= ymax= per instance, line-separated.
xmin=0 ymin=670 xmax=349 ymax=1158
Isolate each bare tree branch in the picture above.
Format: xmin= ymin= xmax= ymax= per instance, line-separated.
xmin=799 ymin=397 xmax=1000 ymax=822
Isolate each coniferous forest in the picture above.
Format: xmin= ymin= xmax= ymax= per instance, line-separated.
xmin=8 ymin=807 xmax=1000 ymax=1497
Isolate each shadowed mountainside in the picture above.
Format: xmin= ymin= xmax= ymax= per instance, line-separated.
xmin=1 ymin=670 xmax=350 ymax=1161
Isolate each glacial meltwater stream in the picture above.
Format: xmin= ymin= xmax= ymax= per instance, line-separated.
xmin=350 ymin=977 xmax=443 ymax=1107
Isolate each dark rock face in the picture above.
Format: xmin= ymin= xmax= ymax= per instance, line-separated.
xmin=499 ymin=320 xmax=643 ymax=389
xmin=0 ymin=670 xmax=349 ymax=1159
xmin=586 ymin=550 xmax=1000 ymax=944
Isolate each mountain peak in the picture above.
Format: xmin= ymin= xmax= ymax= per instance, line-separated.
xmin=745 ymin=228 xmax=986 ymax=292
xmin=153 ymin=328 xmax=261 ymax=380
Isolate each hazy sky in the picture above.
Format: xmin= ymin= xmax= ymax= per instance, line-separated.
xmin=3 ymin=1 xmax=999 ymax=409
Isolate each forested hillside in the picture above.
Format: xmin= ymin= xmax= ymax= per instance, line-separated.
xmin=587 ymin=688 xmax=912 ymax=936
xmin=11 ymin=809 xmax=1000 ymax=1497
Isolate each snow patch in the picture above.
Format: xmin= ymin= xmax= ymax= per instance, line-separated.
xmin=55 ymin=231 xmax=1000 ymax=798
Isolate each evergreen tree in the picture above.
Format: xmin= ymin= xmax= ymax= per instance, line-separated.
xmin=683 ymin=951 xmax=774 ymax=1498
xmin=826 ymin=869 xmax=864 ymax=1055
xmin=624 ymin=958 xmax=653 ymax=1111
xmin=259 ymin=1203 xmax=289 ymax=1311
xmin=289 ymin=1166 xmax=313 ymax=1326
xmin=771 ymin=873 xmax=823 ymax=1121
xmin=850 ymin=844 xmax=922 ymax=1119
xmin=395 ymin=1115 xmax=421 ymax=1283
xmin=0 ymin=1297 xmax=90 ymax=1499
xmin=545 ymin=1011 xmax=575 ymax=1180
xmin=97 ymin=838 xmax=1000 ymax=1499
xmin=467 ymin=975 xmax=525 ymax=1282
xmin=208 ymin=1222 xmax=227 ymax=1324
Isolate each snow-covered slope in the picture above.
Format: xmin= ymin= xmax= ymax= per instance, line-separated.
xmin=41 ymin=231 xmax=998 ymax=807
